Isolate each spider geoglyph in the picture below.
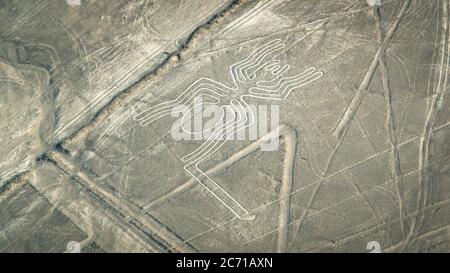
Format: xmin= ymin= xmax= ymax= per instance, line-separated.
xmin=134 ymin=39 xmax=323 ymax=220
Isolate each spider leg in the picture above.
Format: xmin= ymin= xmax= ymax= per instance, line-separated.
xmin=134 ymin=77 xmax=230 ymax=126
xmin=183 ymin=100 xmax=256 ymax=220
xmin=249 ymin=68 xmax=323 ymax=100
xmin=230 ymin=39 xmax=284 ymax=84
xmin=186 ymin=99 xmax=252 ymax=165
xmin=181 ymin=105 xmax=239 ymax=162
xmin=255 ymin=64 xmax=291 ymax=88
xmin=239 ymin=43 xmax=285 ymax=80
xmin=256 ymin=67 xmax=317 ymax=91
xmin=245 ymin=59 xmax=281 ymax=80
xmin=184 ymin=162 xmax=256 ymax=220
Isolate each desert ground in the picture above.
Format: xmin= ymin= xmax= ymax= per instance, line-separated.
xmin=0 ymin=0 xmax=449 ymax=253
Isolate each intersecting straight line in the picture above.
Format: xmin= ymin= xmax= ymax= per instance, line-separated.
xmin=232 ymin=156 xmax=450 ymax=252
xmin=176 ymin=120 xmax=450 ymax=249
xmin=332 ymin=0 xmax=412 ymax=139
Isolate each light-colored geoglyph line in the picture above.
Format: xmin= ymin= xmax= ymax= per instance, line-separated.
xmin=217 ymin=0 xmax=284 ymax=36
xmin=153 ymin=124 xmax=298 ymax=252
xmin=44 ymin=150 xmax=197 ymax=253
xmin=53 ymin=0 xmax=225 ymax=140
xmin=134 ymin=39 xmax=322 ymax=220
xmin=332 ymin=0 xmax=412 ymax=139
xmin=276 ymin=126 xmax=297 ymax=253
xmin=308 ymin=199 xmax=450 ymax=252
xmin=403 ymin=0 xmax=450 ymax=250
xmin=173 ymin=120 xmax=450 ymax=250
xmin=374 ymin=4 xmax=408 ymax=241
xmin=92 ymin=64 xmax=209 ymax=151
xmin=59 ymin=0 xmax=252 ymax=150
xmin=1 ymin=1 xmax=50 ymax=38
xmin=29 ymin=165 xmax=159 ymax=253
xmin=232 ymin=158 xmax=450 ymax=252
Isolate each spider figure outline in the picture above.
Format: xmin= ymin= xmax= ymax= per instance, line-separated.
xmin=134 ymin=39 xmax=323 ymax=220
